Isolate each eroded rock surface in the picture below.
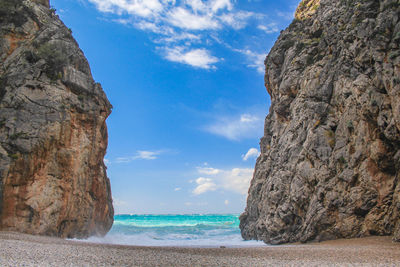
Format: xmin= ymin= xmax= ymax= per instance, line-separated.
xmin=240 ymin=0 xmax=400 ymax=244
xmin=0 ymin=0 xmax=113 ymax=238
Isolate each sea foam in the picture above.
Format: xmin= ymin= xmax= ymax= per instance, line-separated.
xmin=82 ymin=214 xmax=266 ymax=247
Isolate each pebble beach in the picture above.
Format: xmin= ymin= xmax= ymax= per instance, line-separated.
xmin=0 ymin=231 xmax=399 ymax=266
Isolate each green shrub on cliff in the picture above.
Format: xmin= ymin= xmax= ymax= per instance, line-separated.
xmin=36 ymin=43 xmax=68 ymax=81
xmin=8 ymin=153 xmax=18 ymax=160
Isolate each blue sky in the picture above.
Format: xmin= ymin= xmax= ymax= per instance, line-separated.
xmin=52 ymin=0 xmax=300 ymax=214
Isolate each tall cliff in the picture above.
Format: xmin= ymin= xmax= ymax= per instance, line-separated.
xmin=240 ymin=0 xmax=400 ymax=244
xmin=0 ymin=0 xmax=113 ymax=238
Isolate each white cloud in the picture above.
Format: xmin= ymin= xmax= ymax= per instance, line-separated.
xmin=133 ymin=150 xmax=161 ymax=160
xmin=182 ymin=0 xmax=233 ymax=14
xmin=88 ymin=0 xmax=164 ymax=17
xmin=174 ymin=187 xmax=182 ymax=191
xmin=197 ymin=166 xmax=220 ymax=175
xmin=240 ymin=114 xmax=258 ymax=123
xmin=186 ymin=0 xmax=208 ymax=12
xmin=86 ymin=0 xmax=276 ymax=72
xmin=242 ymin=148 xmax=260 ymax=161
xmin=224 ymin=199 xmax=229 ymax=205
xmin=205 ymin=113 xmax=263 ymax=141
xmin=191 ymin=165 xmax=254 ymax=195
xmin=211 ymin=0 xmax=233 ymax=12
xmin=193 ymin=177 xmax=217 ymax=195
xmin=233 ymin=48 xmax=266 ymax=73
xmin=113 ymin=18 xmax=131 ymax=25
xmin=114 ymin=150 xmax=164 ymax=163
xmin=164 ymin=46 xmax=219 ymax=69
xmin=135 ymin=21 xmax=159 ymax=31
xmin=184 ymin=0 xmax=233 ymax=14
xmin=221 ymin=167 xmax=253 ymax=194
xmin=257 ymin=23 xmax=279 ymax=34
xmin=167 ymin=7 xmax=220 ymax=30
xmin=134 ymin=21 xmax=173 ymax=34
xmin=219 ymin=11 xmax=253 ymax=29
xmin=159 ymin=32 xmax=201 ymax=43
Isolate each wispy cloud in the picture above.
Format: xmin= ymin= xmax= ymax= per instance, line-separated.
xmin=197 ymin=166 xmax=220 ymax=175
xmin=232 ymin=48 xmax=266 ymax=73
xmin=114 ymin=150 xmax=165 ymax=163
xmin=257 ymin=23 xmax=279 ymax=34
xmin=86 ymin=0 xmax=281 ymax=70
xmin=242 ymin=148 xmax=260 ymax=161
xmin=192 ymin=165 xmax=254 ymax=195
xmin=134 ymin=150 xmax=162 ymax=160
xmin=158 ymin=32 xmax=200 ymax=43
xmin=134 ymin=20 xmax=173 ymax=34
xmin=219 ymin=11 xmax=254 ymax=29
xmin=204 ymin=113 xmax=263 ymax=141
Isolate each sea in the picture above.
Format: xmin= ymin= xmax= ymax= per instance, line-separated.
xmin=84 ymin=214 xmax=265 ymax=247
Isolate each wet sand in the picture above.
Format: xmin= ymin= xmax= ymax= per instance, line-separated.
xmin=0 ymin=231 xmax=399 ymax=266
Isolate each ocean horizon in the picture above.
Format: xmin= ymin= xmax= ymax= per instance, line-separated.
xmin=83 ymin=214 xmax=266 ymax=247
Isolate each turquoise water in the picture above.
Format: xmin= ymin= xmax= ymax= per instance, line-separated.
xmin=85 ymin=214 xmax=265 ymax=247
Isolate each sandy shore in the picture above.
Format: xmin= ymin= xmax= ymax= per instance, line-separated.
xmin=0 ymin=232 xmax=399 ymax=266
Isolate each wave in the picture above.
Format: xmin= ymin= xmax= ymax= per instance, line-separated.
xmin=84 ymin=232 xmax=265 ymax=247
xmin=74 ymin=214 xmax=266 ymax=247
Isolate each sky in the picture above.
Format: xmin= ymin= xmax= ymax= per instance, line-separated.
xmin=52 ymin=0 xmax=300 ymax=214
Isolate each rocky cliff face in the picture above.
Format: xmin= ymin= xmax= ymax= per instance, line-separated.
xmin=240 ymin=0 xmax=400 ymax=244
xmin=0 ymin=0 xmax=113 ymax=238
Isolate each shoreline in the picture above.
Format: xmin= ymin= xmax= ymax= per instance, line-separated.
xmin=1 ymin=231 xmax=400 ymax=266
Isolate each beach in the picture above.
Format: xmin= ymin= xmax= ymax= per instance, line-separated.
xmin=0 ymin=232 xmax=399 ymax=266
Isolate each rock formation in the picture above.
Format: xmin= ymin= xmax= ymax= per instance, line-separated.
xmin=0 ymin=0 xmax=113 ymax=238
xmin=240 ymin=0 xmax=400 ymax=244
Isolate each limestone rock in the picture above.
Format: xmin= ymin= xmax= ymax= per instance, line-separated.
xmin=0 ymin=0 xmax=113 ymax=238
xmin=32 ymin=0 xmax=49 ymax=8
xmin=240 ymin=0 xmax=400 ymax=244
